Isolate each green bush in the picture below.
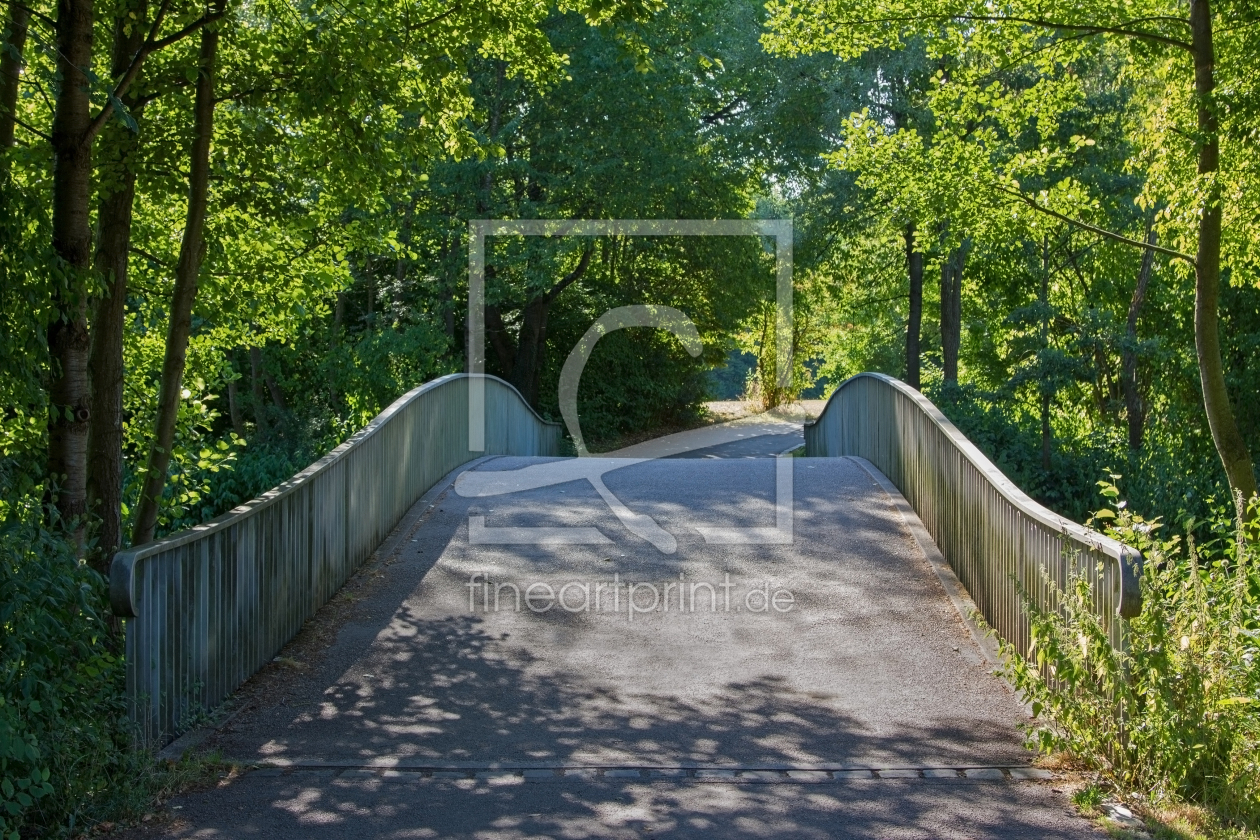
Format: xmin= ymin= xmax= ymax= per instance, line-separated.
xmin=930 ymin=381 xmax=1231 ymax=531
xmin=1002 ymin=484 xmax=1260 ymax=824
xmin=0 ymin=520 xmax=129 ymax=837
xmin=555 ymin=327 xmax=710 ymax=448
xmin=0 ymin=515 xmax=226 ymax=838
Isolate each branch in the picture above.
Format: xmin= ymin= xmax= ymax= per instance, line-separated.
xmin=846 ymin=292 xmax=910 ymax=309
xmin=816 ymin=13 xmax=1193 ymax=52
xmin=147 ymin=10 xmax=226 ymax=59
xmin=992 ymin=185 xmax=1196 ymax=266
xmin=103 ymin=0 xmax=175 ymax=107
xmin=11 ymin=113 xmax=50 ymax=141
xmin=215 ymin=81 xmax=291 ymax=104
xmin=85 ymin=4 xmax=226 ymax=140
xmin=544 ymin=244 xmax=596 ymax=303
xmin=130 ymin=245 xmax=172 ymax=267
xmin=3 ymin=0 xmax=55 ymax=30
xmin=970 ymin=29 xmax=1100 ymax=86
xmin=144 ymin=0 xmax=175 ymax=49
xmin=701 ymin=96 xmax=745 ymax=125
xmin=407 ymin=3 xmax=460 ymax=31
xmin=17 ymin=70 xmax=56 ymax=117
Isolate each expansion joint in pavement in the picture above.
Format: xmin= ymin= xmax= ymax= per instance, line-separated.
xmin=244 ymin=762 xmax=1055 ymax=783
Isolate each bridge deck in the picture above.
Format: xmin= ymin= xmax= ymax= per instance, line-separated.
xmin=123 ymin=432 xmax=1105 ymax=838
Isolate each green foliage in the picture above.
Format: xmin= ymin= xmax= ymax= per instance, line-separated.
xmin=1073 ymin=783 xmax=1107 ymax=812
xmin=0 ymin=177 xmax=54 ymax=493
xmin=5 ymin=0 xmax=1257 ymax=830
xmin=0 ymin=486 xmax=243 ymax=837
xmin=0 ymin=520 xmax=123 ymax=837
xmin=764 ymin=0 xmax=1260 ymax=515
xmin=930 ymin=381 xmax=1122 ymax=522
xmin=1001 ymin=484 xmax=1260 ymax=824
xmin=121 ymin=366 xmax=243 ymax=539
xmin=571 ymin=328 xmax=709 ymax=449
xmin=427 ymin=1 xmax=774 ymax=440
xmin=735 ymin=300 xmax=815 ymax=409
xmin=923 ymin=376 xmax=1238 ymax=533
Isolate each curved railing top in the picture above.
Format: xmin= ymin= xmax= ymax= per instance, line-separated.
xmin=110 ymin=373 xmax=558 ymax=616
xmin=806 ymin=372 xmax=1135 ymax=565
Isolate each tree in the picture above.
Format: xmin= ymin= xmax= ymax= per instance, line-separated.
xmin=131 ymin=0 xmax=225 ymax=546
xmin=0 ymin=1 xmax=30 ymax=155
xmin=41 ymin=0 xmax=224 ymax=544
xmin=0 ymin=0 xmax=662 ymax=552
xmin=426 ymin=1 xmax=768 ymax=429
xmin=765 ymin=0 xmax=1260 ymax=517
xmin=87 ymin=0 xmax=155 ymax=565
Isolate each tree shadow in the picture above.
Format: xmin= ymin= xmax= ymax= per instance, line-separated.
xmin=159 ymin=611 xmax=1101 ymax=839
xmin=169 ymin=456 xmax=1104 ymax=838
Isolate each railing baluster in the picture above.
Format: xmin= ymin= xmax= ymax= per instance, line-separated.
xmin=805 ymin=373 xmax=1142 ymax=661
xmin=109 ymin=374 xmax=561 ymax=746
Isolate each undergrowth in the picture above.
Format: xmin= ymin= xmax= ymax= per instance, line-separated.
xmin=1001 ymin=481 xmax=1260 ymax=830
xmin=0 ymin=517 xmax=228 ymax=838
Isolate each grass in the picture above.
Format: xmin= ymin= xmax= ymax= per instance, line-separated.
xmin=1044 ymin=755 xmax=1259 ymax=840
xmin=74 ymin=752 xmax=240 ymax=837
xmin=999 ymin=489 xmax=1260 ymax=840
xmin=1082 ymin=795 xmax=1260 ymax=840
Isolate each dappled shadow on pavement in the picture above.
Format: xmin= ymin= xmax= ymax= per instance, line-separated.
xmin=126 ymin=612 xmax=1111 ymax=839
xmin=122 ymin=770 xmax=1104 ymax=839
xmin=141 ymin=455 xmax=1099 ymax=837
xmin=243 ymin=613 xmax=1025 ymax=769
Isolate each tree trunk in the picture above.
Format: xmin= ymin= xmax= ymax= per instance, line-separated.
xmin=131 ymin=11 xmax=220 ymax=546
xmin=485 ymin=303 xmax=516 ymax=377
xmin=1189 ymin=0 xmax=1257 ymax=518
xmin=1040 ymin=235 xmax=1052 ymax=472
xmin=249 ymin=345 xmax=268 ymax=434
xmin=499 ymin=247 xmax=595 ymax=408
xmin=332 ymin=291 xmax=345 ymax=334
xmin=1041 ymin=391 xmax=1052 ymax=471
xmin=86 ymin=0 xmax=146 ymax=572
xmin=263 ymin=358 xmax=286 ymax=411
xmin=47 ymin=0 xmax=96 ymax=539
xmin=86 ymin=159 xmax=137 ymax=567
xmin=1121 ymin=227 xmax=1156 ymax=451
xmin=904 ymin=223 xmax=922 ymax=390
xmin=0 ymin=2 xmax=30 ymax=153
xmin=510 ymin=299 xmax=549 ymax=407
xmin=226 ymin=360 xmax=245 ymax=437
xmin=392 ymin=195 xmax=416 ymax=326
xmin=478 ymin=62 xmax=503 ymax=209
xmin=940 ymin=240 xmax=968 ymax=385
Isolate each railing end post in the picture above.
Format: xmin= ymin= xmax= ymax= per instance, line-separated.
xmin=1117 ymin=546 xmax=1143 ymax=619
xmin=109 ymin=550 xmax=139 ymax=617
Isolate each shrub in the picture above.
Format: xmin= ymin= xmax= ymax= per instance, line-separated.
xmin=0 ymin=519 xmax=132 ymax=837
xmin=0 ymin=518 xmax=221 ymax=837
xmin=1001 ymin=483 xmax=1260 ymax=824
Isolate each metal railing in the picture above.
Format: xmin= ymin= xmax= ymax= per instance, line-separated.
xmin=804 ymin=373 xmax=1142 ymax=656
xmin=110 ymin=374 xmax=561 ymax=745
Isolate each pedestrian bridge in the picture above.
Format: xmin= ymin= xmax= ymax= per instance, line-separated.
xmin=109 ymin=372 xmax=1142 ymax=838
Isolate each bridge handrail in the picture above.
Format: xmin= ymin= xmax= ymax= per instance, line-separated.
xmin=110 ymin=373 xmax=561 ymax=744
xmin=805 ymin=372 xmax=1141 ymax=656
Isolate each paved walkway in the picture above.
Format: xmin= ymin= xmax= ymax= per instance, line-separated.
xmin=120 ymin=425 xmax=1105 ymax=839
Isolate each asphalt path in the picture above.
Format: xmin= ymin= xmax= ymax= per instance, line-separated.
xmin=119 ymin=432 xmax=1105 ymax=839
